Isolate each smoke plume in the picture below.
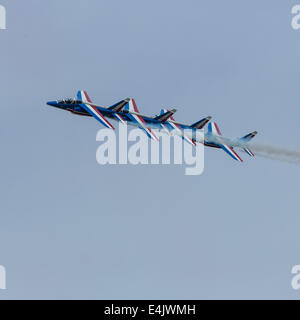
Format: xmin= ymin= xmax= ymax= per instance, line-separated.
xmin=247 ymin=143 xmax=300 ymax=164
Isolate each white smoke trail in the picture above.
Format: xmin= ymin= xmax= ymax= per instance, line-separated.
xmin=246 ymin=143 xmax=300 ymax=164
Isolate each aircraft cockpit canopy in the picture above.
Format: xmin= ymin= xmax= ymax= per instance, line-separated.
xmin=58 ymin=98 xmax=82 ymax=105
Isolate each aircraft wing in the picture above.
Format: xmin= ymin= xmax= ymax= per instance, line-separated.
xmin=124 ymin=99 xmax=159 ymax=141
xmin=128 ymin=112 xmax=159 ymax=141
xmin=80 ymin=103 xmax=115 ymax=129
xmin=182 ymin=135 xmax=196 ymax=146
xmin=217 ymin=138 xmax=243 ymax=162
xmin=113 ymin=113 xmax=127 ymax=125
xmin=157 ymin=109 xmax=196 ymax=146
xmin=77 ymin=90 xmax=115 ymax=129
xmin=109 ymin=99 xmax=129 ymax=124
xmin=181 ymin=132 xmax=196 ymax=146
xmin=160 ymin=123 xmax=170 ymax=134
xmin=167 ymin=122 xmax=196 ymax=146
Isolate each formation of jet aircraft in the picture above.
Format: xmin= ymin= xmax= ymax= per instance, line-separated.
xmin=47 ymin=90 xmax=257 ymax=162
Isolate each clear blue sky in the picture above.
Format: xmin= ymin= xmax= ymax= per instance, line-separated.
xmin=0 ymin=0 xmax=300 ymax=299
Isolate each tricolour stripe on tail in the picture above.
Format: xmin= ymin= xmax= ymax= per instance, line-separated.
xmin=77 ymin=90 xmax=92 ymax=103
xmin=208 ymin=122 xmax=222 ymax=136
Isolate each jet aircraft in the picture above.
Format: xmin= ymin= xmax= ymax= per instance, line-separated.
xmin=47 ymin=90 xmax=257 ymax=162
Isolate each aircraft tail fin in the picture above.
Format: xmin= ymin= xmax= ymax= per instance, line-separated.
xmin=154 ymin=108 xmax=177 ymax=121
xmin=239 ymin=131 xmax=257 ymax=157
xmin=240 ymin=131 xmax=258 ymax=142
xmin=108 ymin=98 xmax=130 ymax=112
xmin=123 ymin=98 xmax=140 ymax=113
xmin=207 ymin=121 xmax=222 ymax=136
xmin=77 ymin=90 xmax=92 ymax=103
xmin=191 ymin=116 xmax=212 ymax=129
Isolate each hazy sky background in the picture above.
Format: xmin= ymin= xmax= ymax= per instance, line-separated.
xmin=1 ymin=0 xmax=300 ymax=299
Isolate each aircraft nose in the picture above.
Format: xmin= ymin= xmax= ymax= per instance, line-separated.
xmin=47 ymin=101 xmax=58 ymax=107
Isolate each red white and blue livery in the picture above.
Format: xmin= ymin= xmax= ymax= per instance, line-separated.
xmin=47 ymin=90 xmax=257 ymax=162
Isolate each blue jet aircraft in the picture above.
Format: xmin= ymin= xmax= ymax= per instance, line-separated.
xmin=47 ymin=90 xmax=257 ymax=162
